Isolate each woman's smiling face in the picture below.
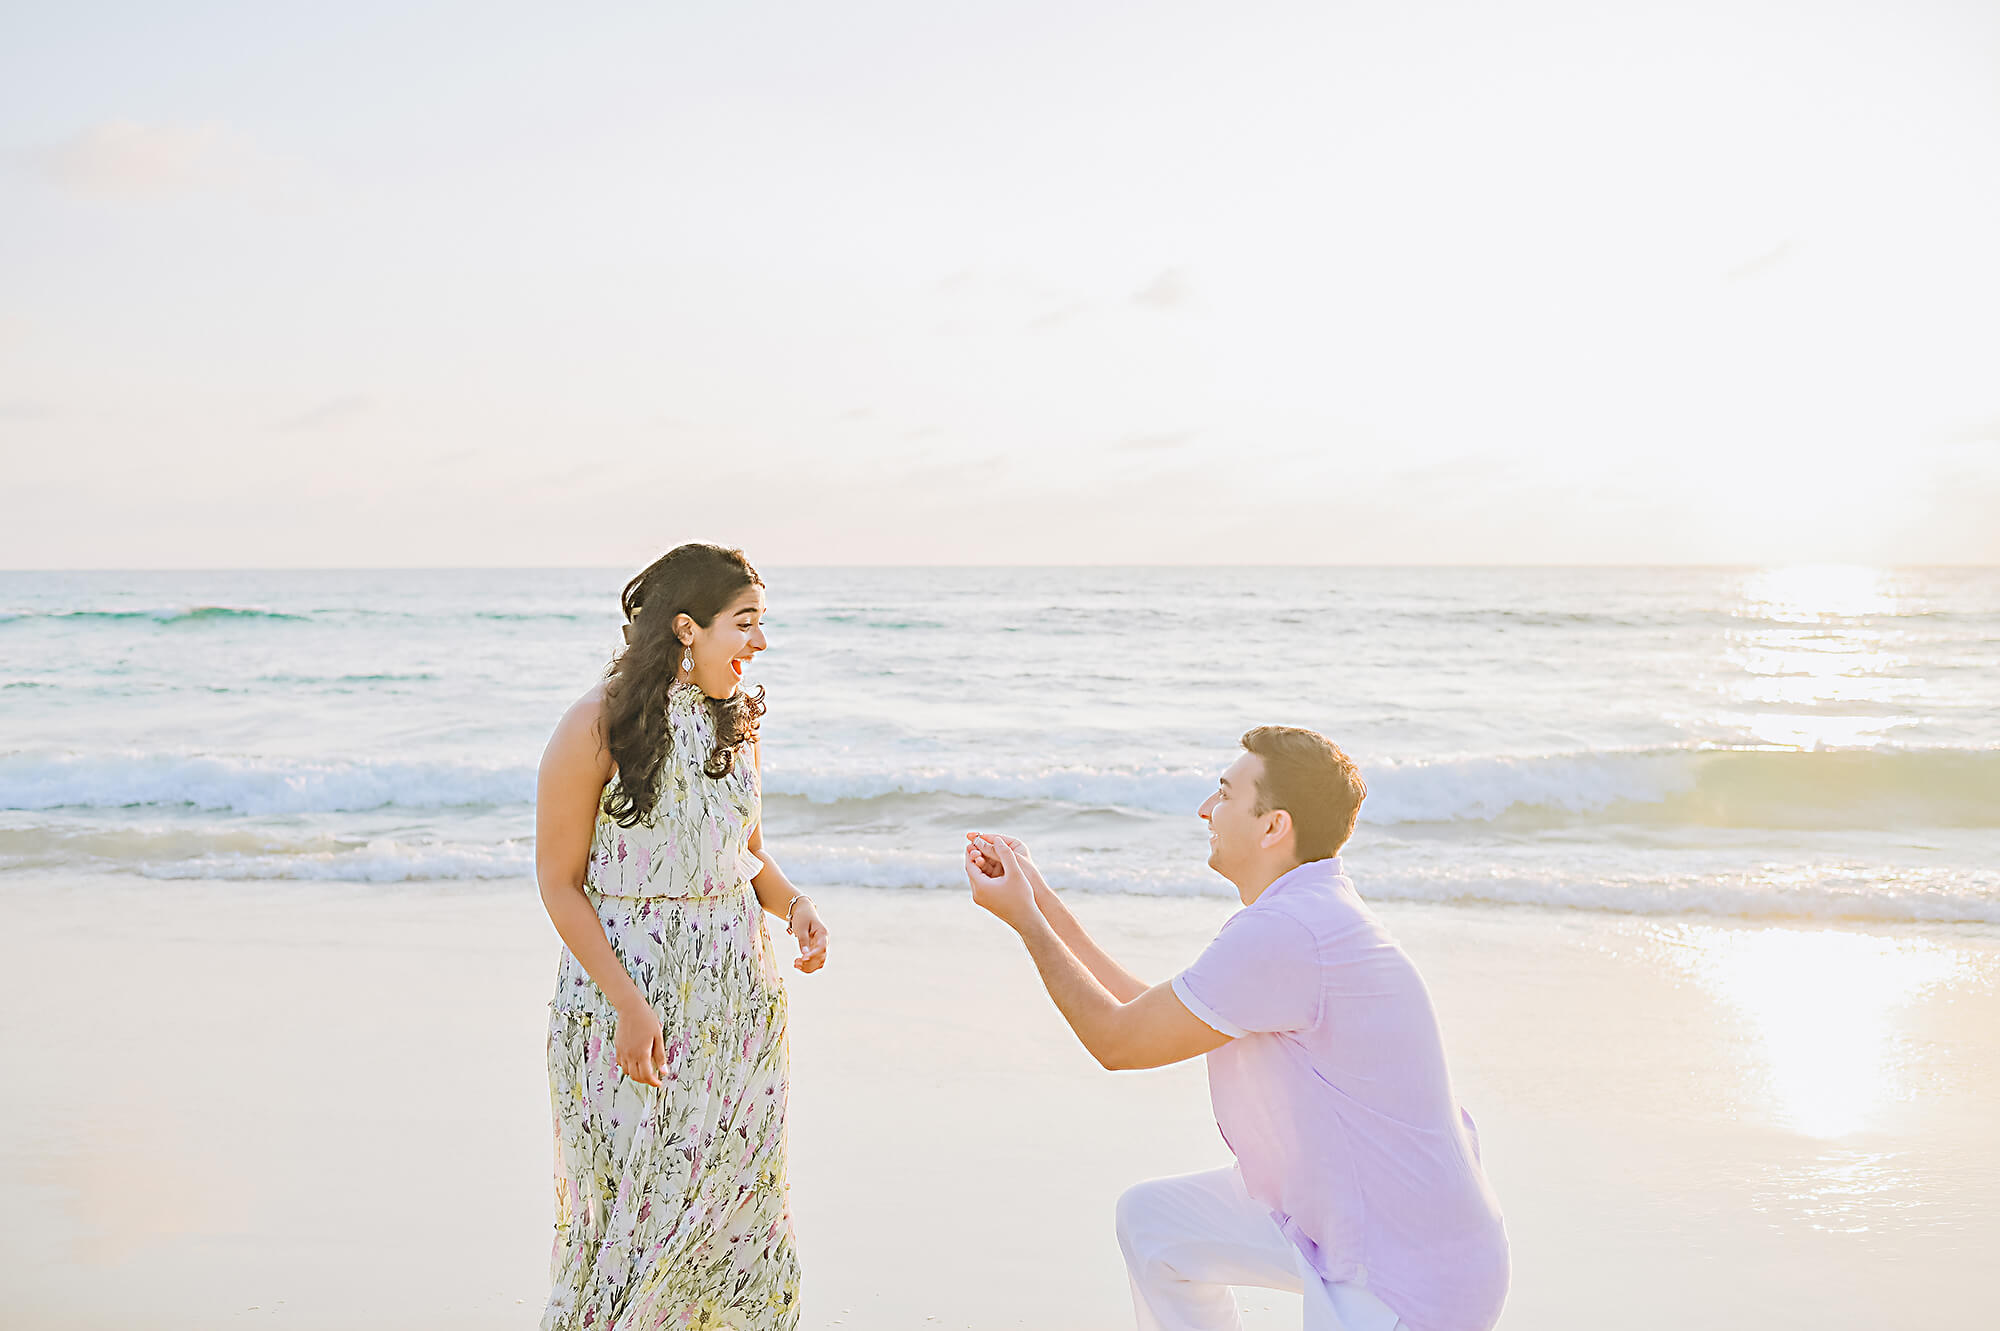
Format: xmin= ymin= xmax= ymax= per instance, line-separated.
xmin=679 ymin=585 xmax=768 ymax=699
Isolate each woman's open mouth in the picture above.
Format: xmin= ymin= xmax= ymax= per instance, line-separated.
xmin=730 ymin=658 xmax=746 ymax=678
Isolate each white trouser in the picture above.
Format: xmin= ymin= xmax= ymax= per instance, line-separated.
xmin=1116 ymin=1167 xmax=1405 ymax=1331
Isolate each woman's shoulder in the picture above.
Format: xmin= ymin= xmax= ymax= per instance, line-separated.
xmin=544 ymin=683 xmax=615 ymax=783
xmin=559 ymin=681 xmax=610 ymax=736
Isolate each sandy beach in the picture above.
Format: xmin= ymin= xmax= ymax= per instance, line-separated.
xmin=3 ymin=874 xmax=1994 ymax=1330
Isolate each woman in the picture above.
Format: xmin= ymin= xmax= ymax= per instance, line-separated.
xmin=536 ymin=543 xmax=828 ymax=1331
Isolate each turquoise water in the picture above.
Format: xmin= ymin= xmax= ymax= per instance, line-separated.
xmin=2 ymin=565 xmax=1996 ymax=922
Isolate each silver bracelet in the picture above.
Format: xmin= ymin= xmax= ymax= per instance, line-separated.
xmin=784 ymin=893 xmax=812 ymax=934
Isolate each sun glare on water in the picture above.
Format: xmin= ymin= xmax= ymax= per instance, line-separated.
xmin=1669 ymin=926 xmax=1964 ymax=1140
xmin=1724 ymin=565 xmax=1921 ymax=751
xmin=1740 ymin=565 xmax=1901 ymax=623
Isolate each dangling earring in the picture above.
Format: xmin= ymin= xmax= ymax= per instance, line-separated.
xmin=681 ymin=646 xmax=694 ymax=677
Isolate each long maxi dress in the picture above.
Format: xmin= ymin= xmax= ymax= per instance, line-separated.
xmin=543 ymin=681 xmax=800 ymax=1331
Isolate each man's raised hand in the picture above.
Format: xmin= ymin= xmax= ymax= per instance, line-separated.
xmin=965 ymin=830 xmax=1052 ymax=899
xmin=964 ymin=833 xmax=1040 ymax=931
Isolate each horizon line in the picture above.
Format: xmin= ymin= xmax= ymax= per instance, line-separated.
xmin=3 ymin=561 xmax=1996 ymax=575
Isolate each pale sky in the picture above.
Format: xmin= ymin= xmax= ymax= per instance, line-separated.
xmin=3 ymin=0 xmax=1997 ymax=567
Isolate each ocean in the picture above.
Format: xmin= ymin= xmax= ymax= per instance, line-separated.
xmin=3 ymin=565 xmax=1995 ymax=926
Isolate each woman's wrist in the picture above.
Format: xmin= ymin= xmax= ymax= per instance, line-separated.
xmin=608 ymin=980 xmax=651 ymax=1017
xmin=756 ymin=879 xmax=796 ymax=919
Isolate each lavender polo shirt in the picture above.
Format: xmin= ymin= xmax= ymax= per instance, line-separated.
xmin=1171 ymin=857 xmax=1509 ymax=1331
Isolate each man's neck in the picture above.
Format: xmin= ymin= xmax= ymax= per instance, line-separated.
xmin=1235 ymin=855 xmax=1307 ymax=906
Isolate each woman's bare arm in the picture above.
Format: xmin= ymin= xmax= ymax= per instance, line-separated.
xmin=747 ymin=741 xmax=828 ymax=972
xmin=536 ymin=687 xmax=664 ymax=1082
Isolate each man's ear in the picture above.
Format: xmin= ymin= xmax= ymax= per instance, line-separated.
xmin=1260 ymin=808 xmax=1293 ymax=851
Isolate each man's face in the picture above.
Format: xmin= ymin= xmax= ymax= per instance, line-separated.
xmin=1197 ymin=751 xmax=1268 ymax=880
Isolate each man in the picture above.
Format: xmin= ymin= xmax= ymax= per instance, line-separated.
xmin=964 ymin=725 xmax=1508 ymax=1331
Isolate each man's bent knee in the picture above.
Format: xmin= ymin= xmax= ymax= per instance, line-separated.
xmin=1115 ymin=1177 xmax=1172 ymax=1259
xmin=1114 ymin=1181 xmax=1146 ymax=1246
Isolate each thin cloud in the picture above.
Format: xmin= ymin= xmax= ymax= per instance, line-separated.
xmin=33 ymin=121 xmax=254 ymax=200
xmin=529 ymin=460 xmax=619 ymax=491
xmin=1724 ymin=238 xmax=1801 ymax=284
xmin=887 ymin=451 xmax=1009 ymax=486
xmin=271 ymin=395 xmax=371 ymax=432
xmin=1028 ymin=302 xmax=1086 ymax=332
xmin=1133 ymin=267 xmax=1193 ymax=310
xmin=0 ymin=401 xmax=50 ymax=422
xmin=1116 ymin=431 xmax=1198 ymax=452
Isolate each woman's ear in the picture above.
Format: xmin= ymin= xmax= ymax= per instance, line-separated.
xmin=673 ymin=612 xmax=696 ymax=645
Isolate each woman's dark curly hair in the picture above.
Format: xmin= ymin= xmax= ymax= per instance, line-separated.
xmin=601 ymin=543 xmax=767 ymax=827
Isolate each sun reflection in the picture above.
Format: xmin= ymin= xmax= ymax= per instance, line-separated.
xmin=1738 ymin=564 xmax=1900 ymax=622
xmin=1667 ymin=926 xmax=1964 ymax=1139
xmin=1738 ymin=712 xmax=1906 ymax=750
xmin=1749 ymin=1151 xmax=1924 ymax=1234
xmin=1723 ymin=566 xmax=1920 ymax=750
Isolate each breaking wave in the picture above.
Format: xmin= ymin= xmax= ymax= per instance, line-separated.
xmin=6 ymin=745 xmax=1996 ymax=828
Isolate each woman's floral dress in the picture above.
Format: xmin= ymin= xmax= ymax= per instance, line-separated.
xmin=543 ymin=681 xmax=800 ymax=1331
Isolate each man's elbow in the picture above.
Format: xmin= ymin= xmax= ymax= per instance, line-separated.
xmin=1090 ymin=1029 xmax=1147 ymax=1072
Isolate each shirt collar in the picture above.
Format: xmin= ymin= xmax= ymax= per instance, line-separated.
xmin=1257 ymin=855 xmax=1343 ymax=903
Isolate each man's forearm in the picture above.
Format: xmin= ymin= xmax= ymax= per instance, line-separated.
xmin=1014 ymin=909 xmax=1128 ymax=1068
xmin=1033 ymin=884 xmax=1149 ymax=1002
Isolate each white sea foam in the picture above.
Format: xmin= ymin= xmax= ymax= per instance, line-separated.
xmin=35 ymin=840 xmax=1978 ymax=922
xmin=758 ymin=761 xmax=1218 ymax=813
xmin=0 ymin=751 xmax=532 ymax=814
xmin=7 ymin=815 xmax=1993 ymax=922
xmin=7 ymin=743 xmax=1996 ymax=827
xmin=1351 ymin=865 xmax=2000 ymax=925
xmin=775 ymin=848 xmax=2000 ymax=924
xmin=135 ymin=839 xmax=535 ymax=882
xmin=769 ymin=744 xmax=2000 ymax=827
xmin=760 ymin=750 xmax=1672 ymax=821
xmin=757 ymin=753 xmax=1697 ymax=820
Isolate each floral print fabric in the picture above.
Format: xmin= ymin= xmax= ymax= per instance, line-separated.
xmin=544 ymin=682 xmax=799 ymax=1330
xmin=578 ymin=680 xmax=763 ymax=901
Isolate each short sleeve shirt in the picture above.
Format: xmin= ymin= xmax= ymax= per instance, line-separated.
xmin=1174 ymin=907 xmax=1320 ymax=1037
xmin=1171 ymin=858 xmax=1510 ymax=1331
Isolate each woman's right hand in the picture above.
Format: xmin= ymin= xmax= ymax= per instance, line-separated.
xmin=612 ymin=999 xmax=667 ymax=1087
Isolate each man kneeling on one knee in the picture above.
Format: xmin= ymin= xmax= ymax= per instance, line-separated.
xmin=965 ymin=726 xmax=1509 ymax=1331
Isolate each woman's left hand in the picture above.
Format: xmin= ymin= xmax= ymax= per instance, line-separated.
xmin=788 ymin=900 xmax=829 ymax=973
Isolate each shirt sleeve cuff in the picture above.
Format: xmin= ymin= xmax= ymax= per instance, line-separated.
xmin=1172 ymin=973 xmax=1248 ymax=1039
